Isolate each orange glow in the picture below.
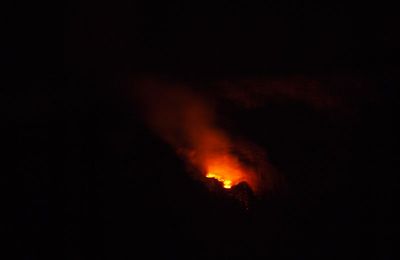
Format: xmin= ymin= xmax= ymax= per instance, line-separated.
xmin=136 ymin=81 xmax=272 ymax=193
xmin=204 ymin=154 xmax=252 ymax=189
xmin=206 ymin=173 xmax=232 ymax=189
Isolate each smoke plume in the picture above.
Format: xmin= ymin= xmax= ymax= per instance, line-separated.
xmin=134 ymin=79 xmax=275 ymax=193
xmin=133 ymin=75 xmax=364 ymax=193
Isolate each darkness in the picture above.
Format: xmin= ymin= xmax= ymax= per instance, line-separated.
xmin=9 ymin=1 xmax=397 ymax=259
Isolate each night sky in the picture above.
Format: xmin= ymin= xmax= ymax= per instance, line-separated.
xmin=10 ymin=1 xmax=397 ymax=259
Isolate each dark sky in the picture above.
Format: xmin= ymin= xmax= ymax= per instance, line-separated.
xmin=10 ymin=1 xmax=397 ymax=259
xmin=63 ymin=1 xmax=398 ymax=76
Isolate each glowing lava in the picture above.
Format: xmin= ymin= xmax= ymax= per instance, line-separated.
xmin=206 ymin=173 xmax=233 ymax=189
xmin=203 ymin=155 xmax=252 ymax=189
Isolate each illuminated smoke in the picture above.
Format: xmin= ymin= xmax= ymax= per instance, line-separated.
xmin=135 ymin=79 xmax=273 ymax=192
xmin=133 ymin=75 xmax=364 ymax=195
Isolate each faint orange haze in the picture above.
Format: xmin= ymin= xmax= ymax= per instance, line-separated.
xmin=133 ymin=76 xmax=366 ymax=194
xmin=135 ymin=80 xmax=273 ymax=193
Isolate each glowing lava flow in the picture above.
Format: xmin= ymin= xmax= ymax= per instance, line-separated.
xmin=206 ymin=173 xmax=233 ymax=189
xmin=203 ymin=155 xmax=252 ymax=189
